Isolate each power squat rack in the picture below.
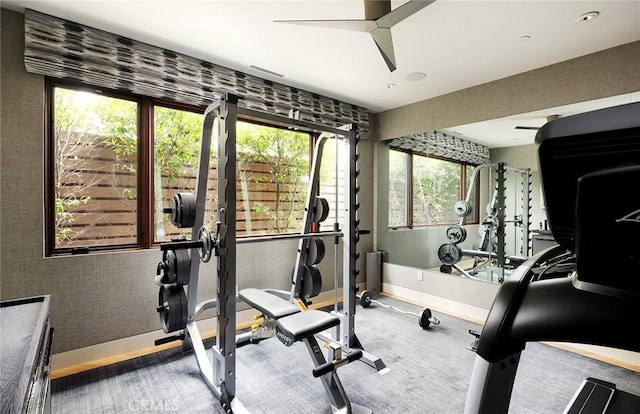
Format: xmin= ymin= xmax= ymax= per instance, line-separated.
xmin=153 ymin=94 xmax=385 ymax=413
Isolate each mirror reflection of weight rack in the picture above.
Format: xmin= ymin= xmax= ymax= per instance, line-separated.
xmin=438 ymin=162 xmax=532 ymax=283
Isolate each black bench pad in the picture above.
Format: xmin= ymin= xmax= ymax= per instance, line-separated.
xmin=239 ymin=288 xmax=300 ymax=319
xmin=276 ymin=310 xmax=340 ymax=347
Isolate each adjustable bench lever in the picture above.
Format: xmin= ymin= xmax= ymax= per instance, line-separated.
xmin=312 ymin=350 xmax=363 ymax=378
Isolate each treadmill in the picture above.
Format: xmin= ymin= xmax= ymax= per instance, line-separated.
xmin=464 ymin=101 xmax=640 ymax=414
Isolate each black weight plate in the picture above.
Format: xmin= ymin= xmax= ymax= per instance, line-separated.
xmin=301 ymin=265 xmax=322 ymax=298
xmin=164 ymin=250 xmax=178 ymax=285
xmin=158 ymin=286 xmax=187 ymax=333
xmin=175 ymin=249 xmax=190 ymax=286
xmin=198 ymin=225 xmax=213 ymax=263
xmin=438 ymin=243 xmax=463 ymax=266
xmin=305 ymin=238 xmax=326 ymax=266
xmin=171 ymin=192 xmax=196 ymax=228
xmin=419 ymin=308 xmax=432 ymax=329
xmin=360 ymin=290 xmax=373 ymax=308
xmin=313 ymin=197 xmax=330 ymax=223
xmin=182 ymin=193 xmax=196 ymax=228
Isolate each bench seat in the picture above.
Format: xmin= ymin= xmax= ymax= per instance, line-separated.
xmin=276 ymin=310 xmax=339 ymax=347
xmin=239 ymin=288 xmax=300 ymax=319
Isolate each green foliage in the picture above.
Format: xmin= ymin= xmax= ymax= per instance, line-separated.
xmin=237 ymin=122 xmax=309 ymax=233
xmin=413 ymin=156 xmax=461 ymax=225
xmin=153 ymin=107 xmax=202 ymax=184
xmin=55 ymin=196 xmax=91 ymax=242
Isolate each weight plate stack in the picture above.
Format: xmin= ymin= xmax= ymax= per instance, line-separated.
xmin=300 ymin=265 xmax=322 ymax=298
xmin=157 ymin=285 xmax=188 ymax=333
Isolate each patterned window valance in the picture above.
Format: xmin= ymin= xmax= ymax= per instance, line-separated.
xmin=388 ymin=130 xmax=490 ymax=165
xmin=23 ymin=9 xmax=369 ymax=137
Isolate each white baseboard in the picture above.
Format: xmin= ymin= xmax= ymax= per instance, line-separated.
xmin=381 ymin=282 xmax=489 ymax=325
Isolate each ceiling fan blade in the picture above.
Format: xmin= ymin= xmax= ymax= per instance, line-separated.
xmin=370 ymin=27 xmax=396 ymax=72
xmin=273 ymin=19 xmax=376 ymax=33
xmin=514 ymin=126 xmax=541 ymax=130
xmin=377 ymin=0 xmax=436 ymax=28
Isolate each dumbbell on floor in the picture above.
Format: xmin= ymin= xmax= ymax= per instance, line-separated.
xmin=358 ymin=290 xmax=440 ymax=330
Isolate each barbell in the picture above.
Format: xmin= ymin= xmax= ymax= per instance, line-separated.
xmin=358 ymin=290 xmax=440 ymax=329
xmin=160 ymin=225 xmax=346 ymax=263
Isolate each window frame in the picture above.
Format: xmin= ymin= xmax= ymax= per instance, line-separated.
xmin=388 ymin=148 xmax=480 ymax=229
xmin=45 ymin=79 xmax=316 ymax=256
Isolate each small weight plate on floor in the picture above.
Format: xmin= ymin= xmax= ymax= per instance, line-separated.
xmin=360 ymin=290 xmax=373 ymax=308
xmin=419 ymin=308 xmax=432 ymax=329
xmin=158 ymin=286 xmax=187 ymax=334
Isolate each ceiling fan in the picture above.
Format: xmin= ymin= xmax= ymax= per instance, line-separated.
xmin=274 ymin=0 xmax=436 ymax=72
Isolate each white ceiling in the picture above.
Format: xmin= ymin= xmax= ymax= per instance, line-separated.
xmin=3 ymin=0 xmax=640 ymax=147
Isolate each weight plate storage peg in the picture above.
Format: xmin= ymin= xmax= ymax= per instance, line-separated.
xmin=454 ymin=200 xmax=472 ymax=217
xmin=446 ymin=224 xmax=467 ymax=244
xmin=304 ymin=238 xmax=326 ymax=266
xmin=481 ymin=215 xmax=499 ymax=232
xmin=438 ymin=243 xmax=463 ymax=266
xmin=157 ymin=286 xmax=188 ymax=333
xmin=165 ymin=192 xmax=196 ymax=228
xmin=300 ymin=265 xmax=323 ymax=298
xmin=156 ymin=249 xmax=190 ymax=286
xmin=198 ymin=226 xmax=214 ymax=263
xmin=312 ymin=197 xmax=330 ymax=223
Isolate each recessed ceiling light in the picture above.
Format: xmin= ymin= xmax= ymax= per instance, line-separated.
xmin=577 ymin=11 xmax=599 ymax=22
xmin=404 ymin=72 xmax=427 ymax=82
xmin=385 ymin=83 xmax=397 ymax=89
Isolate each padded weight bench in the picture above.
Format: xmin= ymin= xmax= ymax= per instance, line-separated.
xmin=238 ymin=288 xmax=370 ymax=413
xmin=240 ymin=288 xmax=300 ymax=319
xmin=238 ymin=288 xmax=339 ymax=346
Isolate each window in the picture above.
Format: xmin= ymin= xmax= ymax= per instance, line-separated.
xmin=47 ymin=82 xmax=315 ymax=255
xmin=388 ymin=150 xmax=409 ymax=228
xmin=49 ymin=86 xmax=139 ymax=250
xmin=388 ymin=149 xmax=479 ymax=228
xmin=236 ymin=122 xmax=310 ymax=236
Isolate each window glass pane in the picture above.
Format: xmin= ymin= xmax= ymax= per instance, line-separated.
xmin=319 ymin=137 xmax=346 ymax=231
xmin=52 ymin=86 xmax=139 ymax=248
xmin=236 ymin=122 xmax=310 ymax=236
xmin=388 ymin=150 xmax=408 ymax=227
xmin=465 ymin=165 xmax=480 ymax=223
xmin=413 ymin=156 xmax=461 ymax=225
xmin=153 ymin=106 xmax=212 ymax=243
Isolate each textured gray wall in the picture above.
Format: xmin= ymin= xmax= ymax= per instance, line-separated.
xmin=373 ymin=40 xmax=640 ymax=141
xmin=373 ymin=41 xmax=640 ymax=294
xmin=0 ymin=9 xmax=373 ymax=353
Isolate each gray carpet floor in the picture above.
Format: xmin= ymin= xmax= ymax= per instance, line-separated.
xmin=52 ymin=295 xmax=640 ymax=413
